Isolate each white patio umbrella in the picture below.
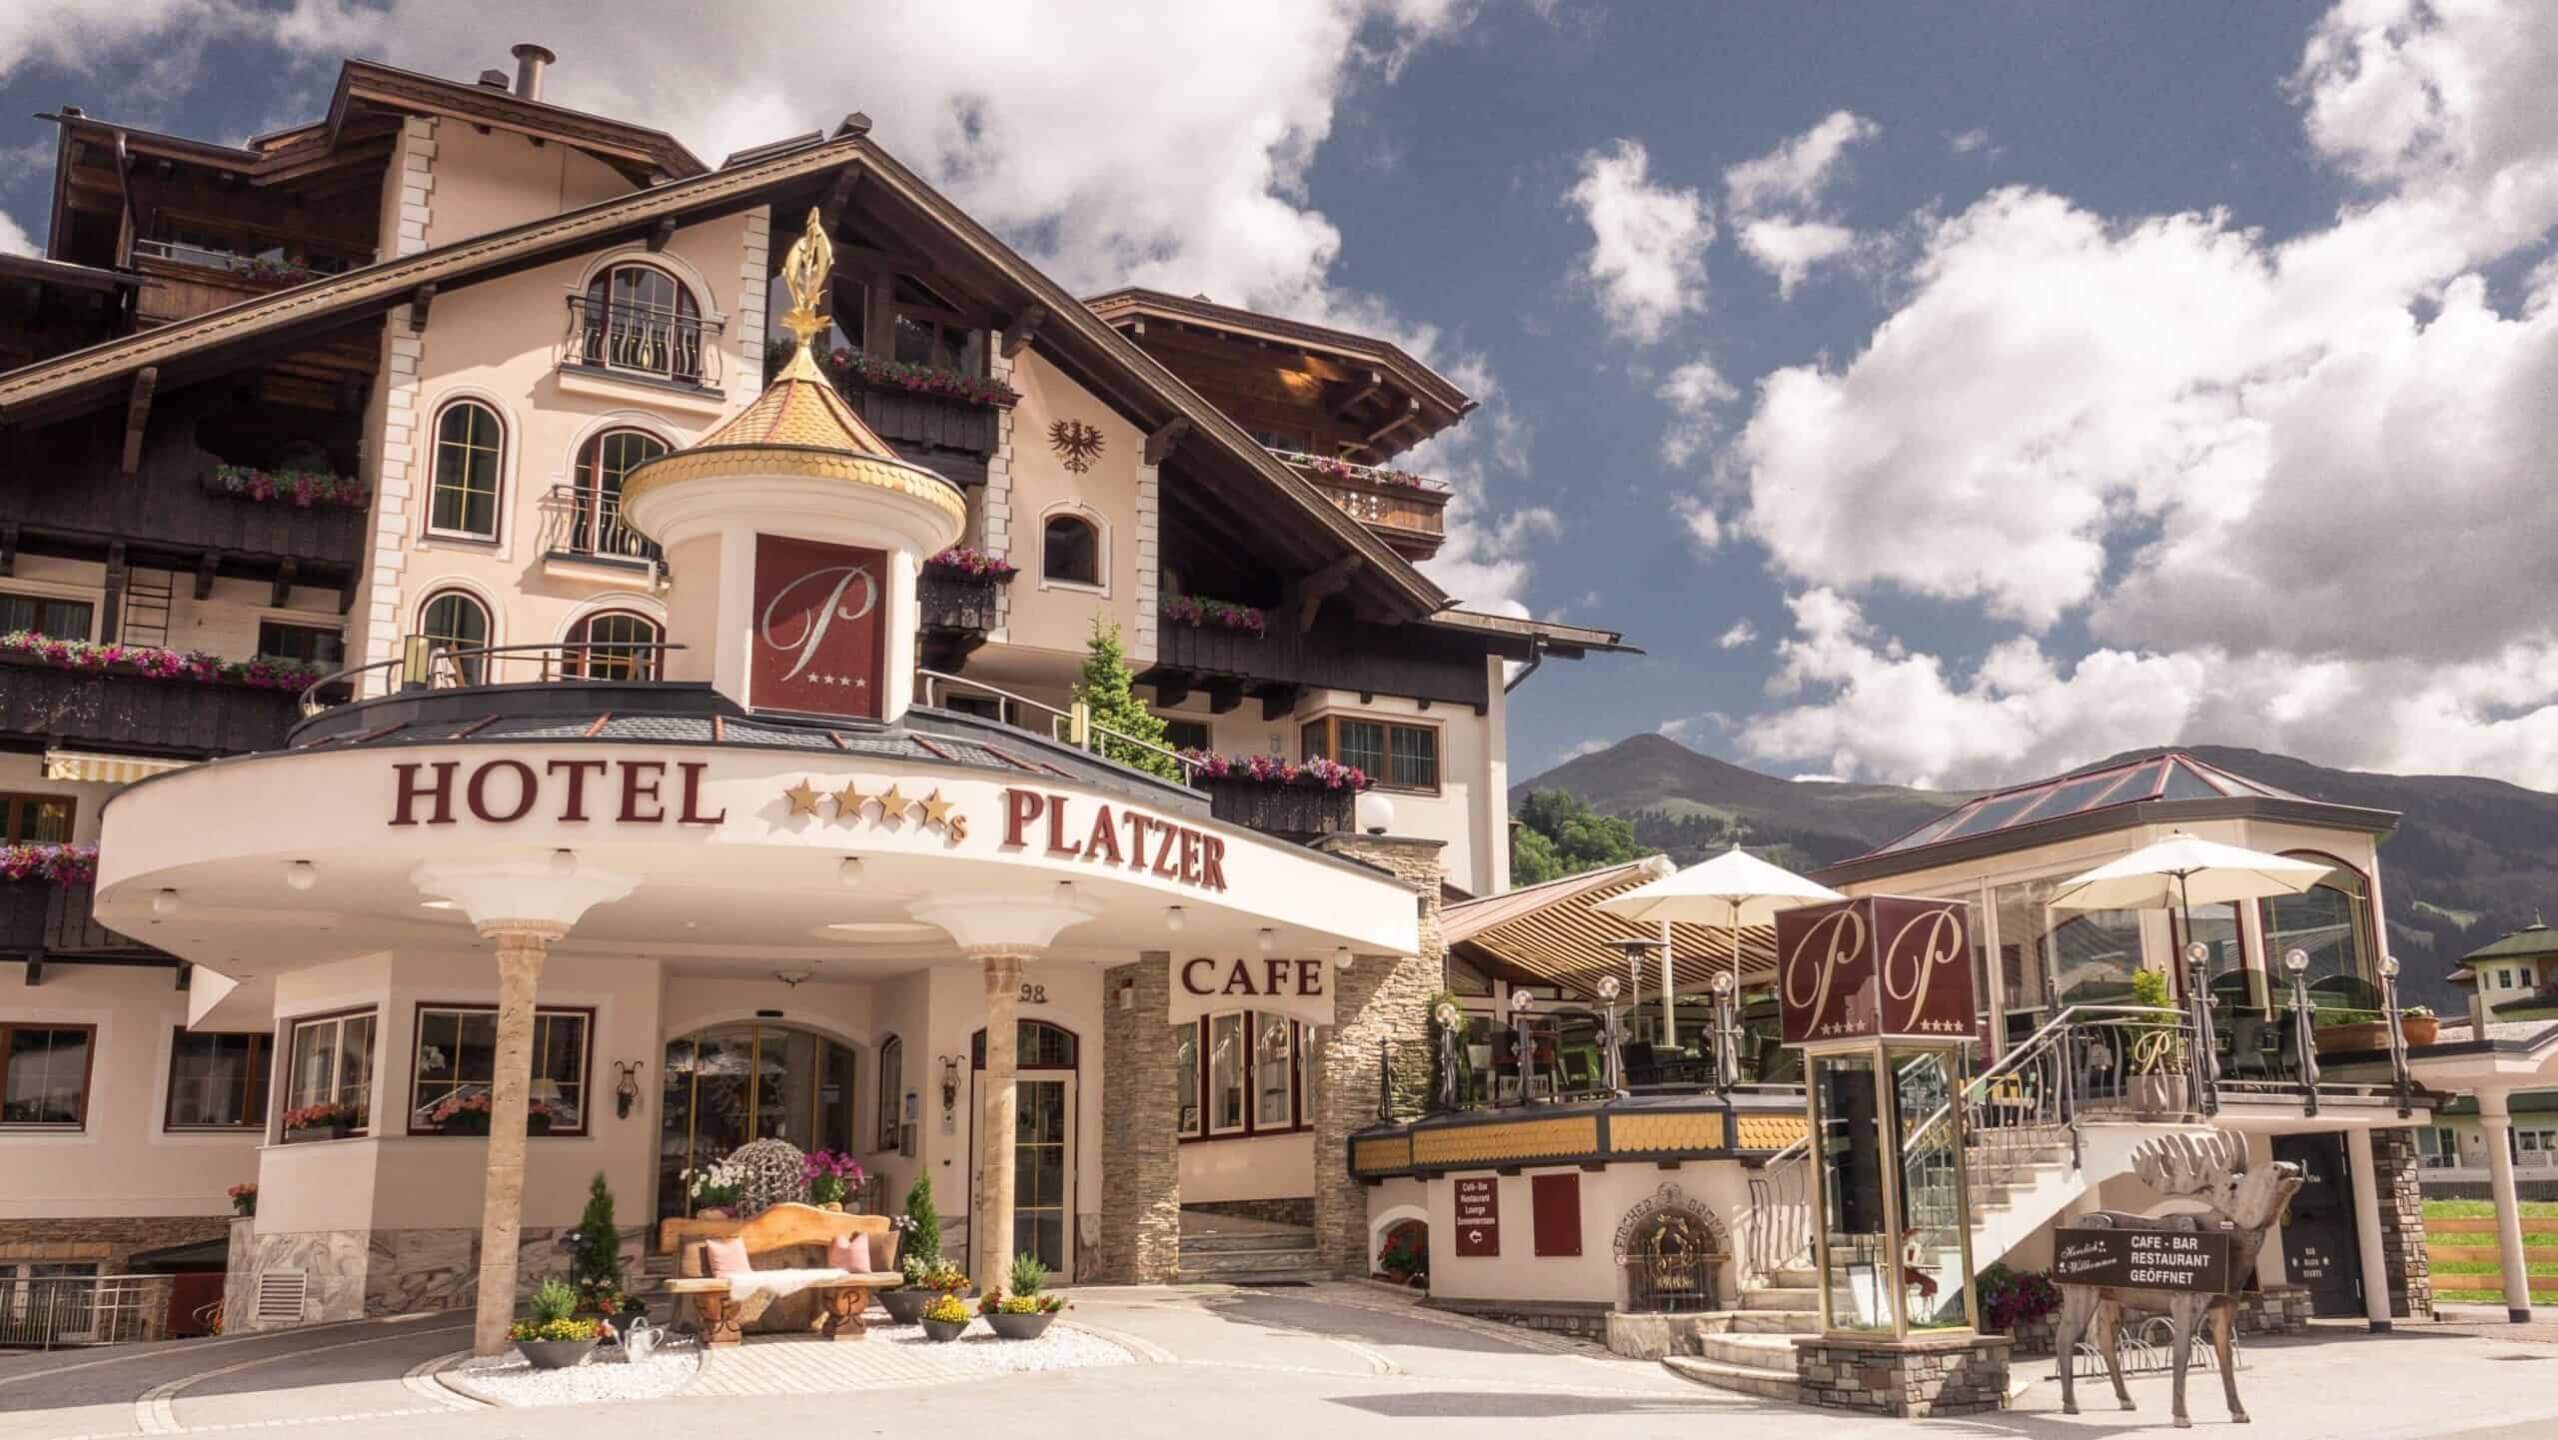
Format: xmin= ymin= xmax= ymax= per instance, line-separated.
xmin=2050 ymin=831 xmax=2332 ymax=931
xmin=1596 ymin=846 xmax=1846 ymax=1045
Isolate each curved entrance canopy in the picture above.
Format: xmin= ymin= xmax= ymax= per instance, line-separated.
xmin=93 ymin=729 xmax=1422 ymax=1016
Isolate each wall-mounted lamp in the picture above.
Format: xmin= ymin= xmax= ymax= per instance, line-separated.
xmin=284 ymin=860 xmax=318 ymax=892
xmin=939 ymin=1055 xmax=961 ymax=1118
xmin=613 ymin=1060 xmax=645 ymax=1121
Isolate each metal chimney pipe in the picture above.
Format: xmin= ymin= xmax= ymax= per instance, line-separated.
xmin=510 ymin=44 xmax=555 ymax=102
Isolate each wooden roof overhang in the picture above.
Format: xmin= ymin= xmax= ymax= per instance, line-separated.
xmin=324 ymin=60 xmax=709 ymax=185
xmin=1445 ymin=858 xmax=1779 ymax=1001
xmin=1085 ymin=287 xmax=1473 ymax=461
xmin=0 ymin=136 xmax=869 ymax=433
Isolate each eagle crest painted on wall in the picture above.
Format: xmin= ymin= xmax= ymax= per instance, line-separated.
xmin=1048 ymin=419 xmax=1105 ymax=473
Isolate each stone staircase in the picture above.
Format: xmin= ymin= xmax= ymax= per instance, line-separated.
xmin=1178 ymin=1226 xmax=1329 ymax=1284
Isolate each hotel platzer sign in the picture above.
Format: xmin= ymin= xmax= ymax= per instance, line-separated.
xmin=1455 ymin=1177 xmax=1500 ymax=1257
xmin=2053 ymin=1226 xmax=2238 ymax=1294
xmin=753 ymin=533 xmax=886 ymax=720
xmin=1776 ymin=894 xmax=1976 ymax=1044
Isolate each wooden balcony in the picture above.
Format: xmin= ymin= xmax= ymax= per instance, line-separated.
xmin=838 ymin=381 xmax=1000 ymax=458
xmin=0 ymin=880 xmax=158 ymax=959
xmin=1198 ymin=776 xmax=1356 ymax=839
xmin=3 ymin=469 xmax=368 ymax=586
xmin=0 ymin=655 xmax=300 ymax=758
xmin=1270 ymin=450 xmax=1450 ymax=559
xmin=1148 ymin=612 xmax=1493 ymax=715
xmin=918 ymin=571 xmax=1002 ymax=671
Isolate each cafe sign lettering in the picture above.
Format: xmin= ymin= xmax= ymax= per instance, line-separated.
xmin=1168 ymin=953 xmax=1334 ymax=1029
xmin=2053 ymin=1226 xmax=2237 ymax=1295
xmin=1455 ymin=1177 xmax=1500 ymax=1257
xmin=1776 ymin=894 xmax=1976 ymax=1045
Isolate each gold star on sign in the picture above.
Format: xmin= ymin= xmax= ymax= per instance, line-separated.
xmin=832 ymin=781 xmax=876 ymax=820
xmin=920 ymin=788 xmax=955 ymax=827
xmin=785 ymin=779 xmax=823 ymax=816
xmin=877 ymin=784 xmax=910 ymax=820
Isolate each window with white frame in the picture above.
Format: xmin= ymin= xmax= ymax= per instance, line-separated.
xmin=283 ymin=1011 xmax=375 ymax=1133
xmin=1179 ymin=1009 xmax=1310 ymax=1141
xmin=409 ymin=1006 xmax=590 ymax=1135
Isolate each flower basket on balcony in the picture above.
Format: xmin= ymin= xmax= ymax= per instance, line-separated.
xmin=283 ymin=1103 xmax=356 ymax=1142
xmin=1160 ymin=594 xmax=1265 ymax=636
xmin=204 ymin=465 xmax=370 ymax=510
xmin=924 ymin=547 xmax=1018 ymax=581
xmin=0 ymin=632 xmax=326 ymax=693
xmin=1185 ymin=753 xmax=1366 ymax=838
xmin=811 ymin=348 xmax=1020 ymax=409
xmin=0 ymin=843 xmax=98 ymax=887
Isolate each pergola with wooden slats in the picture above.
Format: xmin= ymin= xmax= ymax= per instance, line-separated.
xmin=1446 ymin=858 xmax=1779 ymax=1001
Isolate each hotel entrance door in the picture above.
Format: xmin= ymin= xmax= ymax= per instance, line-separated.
xmin=2273 ymin=1133 xmax=2365 ymax=1316
xmin=970 ymin=1019 xmax=1080 ymax=1280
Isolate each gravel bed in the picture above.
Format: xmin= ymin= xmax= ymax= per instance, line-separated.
xmin=863 ymin=1319 xmax=1137 ymax=1375
xmin=440 ymin=1338 xmax=705 ymax=1407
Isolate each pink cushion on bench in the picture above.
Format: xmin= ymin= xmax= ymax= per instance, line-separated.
xmin=702 ymin=1236 xmax=753 ymax=1278
xmin=828 ymin=1233 xmax=871 ymax=1272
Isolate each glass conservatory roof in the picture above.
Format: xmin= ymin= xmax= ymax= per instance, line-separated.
xmin=1860 ymin=751 xmax=2306 ymax=862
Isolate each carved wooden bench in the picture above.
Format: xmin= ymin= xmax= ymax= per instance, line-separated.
xmin=657 ymin=1204 xmax=902 ymax=1346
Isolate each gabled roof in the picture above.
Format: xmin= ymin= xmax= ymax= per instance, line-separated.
xmin=323 ymin=58 xmax=707 ymax=181
xmin=1084 ymin=286 xmax=1475 ymax=423
xmin=1815 ymin=747 xmax=2399 ymax=887
xmin=2464 ymin=918 xmax=2558 ymax=964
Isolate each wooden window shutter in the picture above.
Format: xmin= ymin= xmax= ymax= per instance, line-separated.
xmin=1530 ymin=1173 xmax=1582 ymax=1257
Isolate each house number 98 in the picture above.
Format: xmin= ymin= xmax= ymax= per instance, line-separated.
xmin=1019 ymin=983 xmax=1048 ymax=1005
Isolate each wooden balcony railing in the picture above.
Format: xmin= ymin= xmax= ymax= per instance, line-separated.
xmin=0 ymin=655 xmax=300 ymax=757
xmin=1269 ymin=449 xmax=1450 ymax=554
xmin=1197 ymin=776 xmax=1356 ymax=839
xmin=836 ymin=381 xmax=1001 ymax=456
xmin=0 ymin=880 xmax=158 ymax=957
xmin=2 ymin=472 xmax=368 ymax=575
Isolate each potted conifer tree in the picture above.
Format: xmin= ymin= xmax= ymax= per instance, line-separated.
xmin=879 ymin=1175 xmax=941 ymax=1324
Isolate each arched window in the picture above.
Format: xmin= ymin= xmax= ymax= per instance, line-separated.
xmin=570 ymin=429 xmax=668 ymax=562
xmin=417 ymin=589 xmax=491 ymax=685
xmin=563 ymin=610 xmax=660 ymax=681
xmin=428 ymin=401 xmax=503 ymax=540
xmin=970 ymin=1019 xmax=1079 ymax=1070
xmin=2257 ymin=852 xmax=2378 ymax=1010
xmin=1043 ymin=514 xmax=1101 ymax=588
xmin=581 ymin=263 xmax=704 ymax=384
xmin=875 ymin=1036 xmax=903 ymax=1152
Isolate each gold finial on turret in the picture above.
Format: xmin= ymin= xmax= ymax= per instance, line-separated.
xmin=778 ymin=206 xmax=834 ymax=349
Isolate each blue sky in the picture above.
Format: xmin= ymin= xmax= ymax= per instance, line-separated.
xmin=7 ymin=2 xmax=2556 ymax=793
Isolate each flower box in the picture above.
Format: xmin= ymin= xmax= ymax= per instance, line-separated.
xmin=284 ymin=1116 xmax=354 ymax=1143
xmin=919 ymin=572 xmax=1002 ymax=633
xmin=1198 ymin=774 xmax=1357 ymax=839
xmin=1161 ymin=594 xmax=1265 ymax=636
xmin=203 ymin=466 xmax=370 ymax=511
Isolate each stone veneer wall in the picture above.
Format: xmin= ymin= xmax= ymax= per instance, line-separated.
xmin=2372 ymin=1127 xmax=2433 ymax=1320
xmin=1793 ymin=1334 xmax=2011 ymax=1417
xmin=1095 ymin=952 xmax=1181 ymax=1283
xmin=1183 ymin=1197 xmax=1315 ymax=1228
xmin=0 ymin=1215 xmax=231 ymax=1276
xmin=228 ymin=1224 xmax=646 ymax=1331
xmin=1309 ymin=833 xmax=1446 ymax=1278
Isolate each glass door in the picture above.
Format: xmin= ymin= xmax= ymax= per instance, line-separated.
xmin=1015 ymin=1078 xmax=1071 ymax=1276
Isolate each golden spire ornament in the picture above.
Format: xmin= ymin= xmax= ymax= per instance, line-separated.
xmin=777 ymin=206 xmax=835 ymax=355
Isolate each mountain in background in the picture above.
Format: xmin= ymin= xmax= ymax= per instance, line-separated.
xmin=1511 ymin=735 xmax=2558 ymax=1013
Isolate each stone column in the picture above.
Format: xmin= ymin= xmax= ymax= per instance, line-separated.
xmin=977 ymin=952 xmax=1024 ymax=1294
xmin=2372 ymin=1126 xmax=2432 ymax=1320
xmin=1098 ymin=954 xmax=1181 ymax=1283
xmin=2345 ymin=1127 xmax=2392 ymax=1331
xmin=472 ymin=924 xmax=560 ymax=1357
xmin=2479 ymin=1089 xmax=2533 ymax=1322
xmin=1309 ymin=833 xmax=1446 ymax=1278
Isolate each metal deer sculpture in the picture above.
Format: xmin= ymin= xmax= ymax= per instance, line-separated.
xmin=2054 ymin=1129 xmax=2304 ymax=1428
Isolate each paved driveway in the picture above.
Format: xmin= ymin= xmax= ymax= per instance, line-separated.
xmin=5 ymin=1285 xmax=2556 ymax=1439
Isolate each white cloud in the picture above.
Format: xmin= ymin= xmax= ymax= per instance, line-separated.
xmin=1733 ymin=218 xmax=1858 ymax=298
xmin=1716 ymin=620 xmax=1757 ymax=650
xmin=1724 ymin=110 xmax=1879 ymax=214
xmin=1553 ymin=736 xmax=1614 ymax=764
xmin=1728 ymin=1 xmax=2558 ymax=790
xmin=1658 ymin=714 xmax=1732 ymax=745
xmin=0 ymin=211 xmax=34 ymax=257
xmin=1656 ymin=357 xmax=1736 ymax=465
xmin=1946 ymin=128 xmax=2000 ymax=159
xmin=1671 ymin=495 xmax=1723 ymax=553
xmin=1723 ymin=111 xmax=1879 ymax=297
xmin=1566 ymin=139 xmax=1712 ymax=343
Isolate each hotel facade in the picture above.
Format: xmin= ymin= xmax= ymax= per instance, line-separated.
xmin=0 ymin=46 xmax=1623 ymax=1346
xmin=0 ymin=43 xmax=2465 ymax=1382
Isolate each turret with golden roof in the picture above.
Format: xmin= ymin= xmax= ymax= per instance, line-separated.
xmin=618 ymin=207 xmax=968 ymax=721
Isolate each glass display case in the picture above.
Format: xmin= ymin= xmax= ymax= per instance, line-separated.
xmin=1805 ymin=1038 xmax=1978 ymax=1337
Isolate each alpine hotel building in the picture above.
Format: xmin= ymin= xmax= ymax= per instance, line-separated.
xmin=0 ymin=46 xmax=1628 ymax=1346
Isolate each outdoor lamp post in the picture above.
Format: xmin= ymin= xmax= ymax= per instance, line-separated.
xmin=1510 ymin=989 xmax=1539 ymax=1104
xmin=2380 ymin=953 xmax=2412 ymax=1116
xmin=1711 ymin=970 xmax=1740 ymax=1093
xmin=1606 ymin=936 xmax=1660 ymax=1048
xmin=1597 ymin=976 xmax=1624 ymax=1095
xmin=2284 ymin=948 xmax=2322 ymax=1113
xmin=1433 ymin=1000 xmax=1465 ymax=1112
xmin=2186 ymin=940 xmax=2221 ymax=1117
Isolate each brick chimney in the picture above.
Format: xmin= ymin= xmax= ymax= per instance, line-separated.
xmin=510 ymin=43 xmax=555 ymax=102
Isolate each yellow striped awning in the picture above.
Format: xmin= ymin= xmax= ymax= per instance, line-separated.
xmin=1445 ymin=858 xmax=1778 ymax=1000
xmin=43 ymin=750 xmax=194 ymax=785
